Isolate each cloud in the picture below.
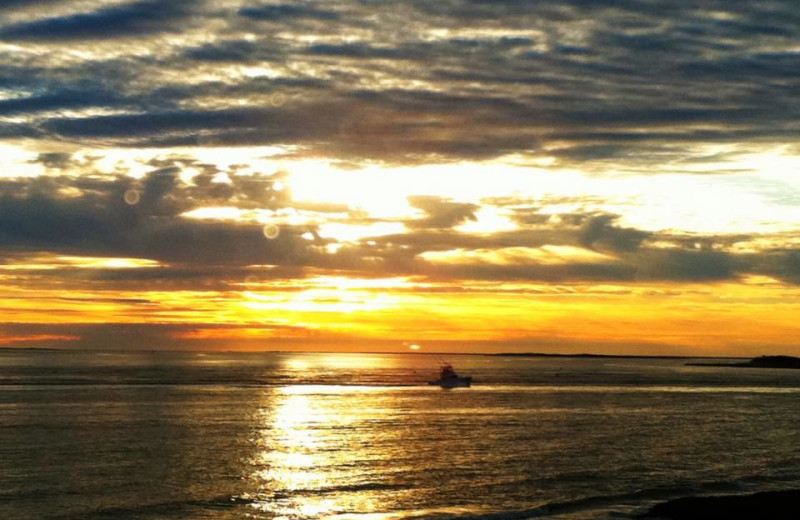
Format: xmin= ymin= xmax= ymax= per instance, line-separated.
xmin=0 ymin=87 xmax=125 ymax=115
xmin=306 ymin=43 xmax=406 ymax=59
xmin=238 ymin=3 xmax=340 ymax=21
xmin=419 ymin=245 xmax=617 ymax=266
xmin=0 ymin=168 xmax=307 ymax=267
xmin=0 ymin=0 xmax=69 ymax=10
xmin=44 ymin=108 xmax=279 ymax=138
xmin=1 ymin=164 xmax=797 ymax=288
xmin=406 ymin=196 xmax=479 ymax=229
xmin=184 ymin=39 xmax=286 ymax=63
xmin=32 ymin=152 xmax=73 ymax=169
xmin=0 ymin=0 xmax=197 ymax=41
xmin=416 ymin=246 xmax=742 ymax=283
xmin=749 ymin=249 xmax=800 ymax=284
xmin=417 ymin=257 xmax=636 ymax=283
xmin=0 ymin=0 xmax=794 ymax=167
xmin=579 ymin=214 xmax=650 ymax=252
xmin=0 ymin=1 xmax=797 ymax=291
xmin=638 ymin=249 xmax=735 ymax=281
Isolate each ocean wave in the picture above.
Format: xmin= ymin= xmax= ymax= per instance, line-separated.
xmin=47 ymin=495 xmax=255 ymax=520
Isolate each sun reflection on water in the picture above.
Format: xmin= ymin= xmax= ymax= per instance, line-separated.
xmin=248 ymin=386 xmax=387 ymax=519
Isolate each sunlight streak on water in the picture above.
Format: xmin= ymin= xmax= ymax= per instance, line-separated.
xmin=247 ymin=386 xmax=386 ymax=518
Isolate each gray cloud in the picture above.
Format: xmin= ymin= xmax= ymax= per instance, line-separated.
xmin=637 ymin=248 xmax=735 ymax=281
xmin=0 ymin=87 xmax=125 ymax=115
xmin=184 ymin=39 xmax=286 ymax=63
xmin=748 ymin=249 xmax=800 ymax=284
xmin=418 ymin=261 xmax=637 ymax=283
xmin=406 ymin=196 xmax=479 ymax=229
xmin=0 ymin=0 xmax=798 ymax=290
xmin=1 ymin=168 xmax=797 ymax=286
xmin=0 ymin=167 xmax=306 ymax=267
xmin=0 ymin=0 xmax=198 ymax=41
xmin=579 ymin=214 xmax=650 ymax=253
xmin=0 ymin=0 xmax=71 ymax=10
xmin=0 ymin=1 xmax=795 ymax=165
xmin=239 ymin=3 xmax=341 ymax=21
xmin=44 ymin=108 xmax=279 ymax=138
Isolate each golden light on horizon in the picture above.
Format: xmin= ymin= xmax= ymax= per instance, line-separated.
xmin=0 ymin=134 xmax=798 ymax=356
xmin=2 ymin=267 xmax=800 ymax=354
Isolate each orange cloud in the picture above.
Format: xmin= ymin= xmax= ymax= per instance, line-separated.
xmin=0 ymin=334 xmax=80 ymax=345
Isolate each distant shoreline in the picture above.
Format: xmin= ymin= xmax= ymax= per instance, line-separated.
xmin=638 ymin=489 xmax=800 ymax=519
xmin=686 ymin=355 xmax=800 ymax=370
xmin=487 ymin=352 xmax=745 ymax=360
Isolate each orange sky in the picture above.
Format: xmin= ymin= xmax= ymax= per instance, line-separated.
xmin=2 ymin=264 xmax=799 ymax=355
xmin=1 ymin=2 xmax=800 ymax=356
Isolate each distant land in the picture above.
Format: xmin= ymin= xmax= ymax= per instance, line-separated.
xmin=638 ymin=489 xmax=800 ymax=519
xmin=686 ymin=355 xmax=800 ymax=370
xmin=488 ymin=352 xmax=743 ymax=360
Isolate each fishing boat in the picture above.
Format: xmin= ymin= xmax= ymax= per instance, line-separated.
xmin=428 ymin=363 xmax=472 ymax=388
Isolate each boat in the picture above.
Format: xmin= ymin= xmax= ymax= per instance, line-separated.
xmin=428 ymin=363 xmax=472 ymax=388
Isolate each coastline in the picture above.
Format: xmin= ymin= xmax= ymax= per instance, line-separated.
xmin=489 ymin=352 xmax=743 ymax=360
xmin=686 ymin=355 xmax=800 ymax=370
xmin=638 ymin=489 xmax=800 ymax=519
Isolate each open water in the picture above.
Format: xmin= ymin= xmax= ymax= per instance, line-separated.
xmin=1 ymin=350 xmax=800 ymax=519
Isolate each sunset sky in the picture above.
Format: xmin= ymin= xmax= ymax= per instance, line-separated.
xmin=1 ymin=0 xmax=799 ymax=355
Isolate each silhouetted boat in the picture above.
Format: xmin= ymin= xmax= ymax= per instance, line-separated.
xmin=428 ymin=363 xmax=472 ymax=388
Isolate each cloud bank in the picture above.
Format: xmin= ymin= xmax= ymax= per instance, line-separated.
xmin=0 ymin=0 xmax=797 ymax=166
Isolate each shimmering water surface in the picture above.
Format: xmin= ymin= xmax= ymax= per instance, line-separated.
xmin=2 ymin=351 xmax=800 ymax=520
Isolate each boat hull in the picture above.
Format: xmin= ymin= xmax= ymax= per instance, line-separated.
xmin=428 ymin=377 xmax=472 ymax=388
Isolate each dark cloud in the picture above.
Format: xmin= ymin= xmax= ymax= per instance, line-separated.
xmin=579 ymin=214 xmax=650 ymax=252
xmin=775 ymin=250 xmax=800 ymax=280
xmin=0 ymin=1 xmax=795 ymax=165
xmin=0 ymin=0 xmax=69 ymax=10
xmin=0 ymin=167 xmax=796 ymax=286
xmin=184 ymin=39 xmax=286 ymax=63
xmin=418 ymin=261 xmax=637 ymax=283
xmin=749 ymin=248 xmax=800 ymax=284
xmin=309 ymin=204 xmax=777 ymax=283
xmin=0 ymin=0 xmax=197 ymax=41
xmin=406 ymin=196 xmax=479 ymax=229
xmin=238 ymin=3 xmax=340 ymax=21
xmin=0 ymin=182 xmax=126 ymax=252
xmin=44 ymin=108 xmax=278 ymax=138
xmin=0 ymin=169 xmax=305 ymax=267
xmin=0 ymin=87 xmax=125 ymax=115
xmin=638 ymin=249 xmax=735 ymax=281
xmin=0 ymin=122 xmax=40 ymax=138
xmin=413 ymin=244 xmax=741 ymax=284
xmin=306 ymin=43 xmax=406 ymax=59
xmin=0 ymin=1 xmax=796 ymax=287
xmin=32 ymin=152 xmax=72 ymax=169
xmin=133 ymin=219 xmax=302 ymax=265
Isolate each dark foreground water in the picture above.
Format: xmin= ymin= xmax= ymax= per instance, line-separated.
xmin=2 ymin=350 xmax=800 ymax=520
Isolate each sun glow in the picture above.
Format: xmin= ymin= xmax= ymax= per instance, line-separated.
xmin=0 ymin=254 xmax=161 ymax=270
xmin=243 ymin=288 xmax=397 ymax=314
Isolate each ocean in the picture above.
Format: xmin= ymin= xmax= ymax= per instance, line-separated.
xmin=1 ymin=350 xmax=799 ymax=520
